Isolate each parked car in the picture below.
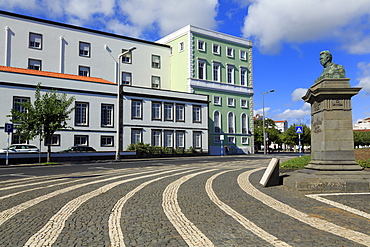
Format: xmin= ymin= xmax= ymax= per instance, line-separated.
xmin=0 ymin=144 xmax=39 ymax=153
xmin=63 ymin=146 xmax=96 ymax=152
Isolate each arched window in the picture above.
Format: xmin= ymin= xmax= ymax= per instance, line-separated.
xmin=228 ymin=112 xmax=235 ymax=133
xmin=241 ymin=113 xmax=248 ymax=134
xmin=214 ymin=111 xmax=221 ymax=133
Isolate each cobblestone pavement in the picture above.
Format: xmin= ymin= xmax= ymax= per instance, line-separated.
xmin=0 ymin=156 xmax=369 ymax=246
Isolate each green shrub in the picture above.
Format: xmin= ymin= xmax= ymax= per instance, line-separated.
xmin=280 ymin=155 xmax=311 ymax=169
xmin=358 ymin=159 xmax=370 ymax=168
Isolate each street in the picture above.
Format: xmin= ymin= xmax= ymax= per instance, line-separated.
xmin=0 ymin=154 xmax=369 ymax=246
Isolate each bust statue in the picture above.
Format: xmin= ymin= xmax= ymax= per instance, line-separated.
xmin=315 ymin=50 xmax=345 ymax=83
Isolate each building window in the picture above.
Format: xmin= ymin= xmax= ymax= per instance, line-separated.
xmin=131 ymin=100 xmax=142 ymax=119
xmin=242 ymin=137 xmax=249 ymax=144
xmin=29 ymin=33 xmax=42 ymax=49
xmin=214 ymin=135 xmax=221 ymax=143
xmin=179 ymin=42 xmax=184 ymax=52
xmin=241 ymin=99 xmax=248 ymax=108
xmin=152 ymin=102 xmax=161 ymax=120
xmin=152 ymin=76 xmax=160 ymax=89
xmin=13 ymin=97 xmax=29 ymax=114
xmin=122 ymin=72 xmax=132 ymax=85
xmin=241 ymin=113 xmax=248 ymax=134
xmin=240 ymin=68 xmax=248 ymax=86
xmin=213 ymin=44 xmax=220 ymax=54
xmin=227 ymin=47 xmax=234 ymax=57
xmin=75 ymin=102 xmax=89 ymax=126
xmin=74 ymin=135 xmax=88 ymax=146
xmin=193 ymin=105 xmax=201 ymax=123
xmin=101 ymin=104 xmax=114 ymax=127
xmin=11 ymin=134 xmax=27 ymax=144
xmin=193 ymin=132 xmax=202 ymax=148
xmin=176 ymin=131 xmax=185 ymax=148
xmin=45 ymin=134 xmax=60 ymax=146
xmin=240 ymin=50 xmax=247 ymax=60
xmin=198 ymin=60 xmax=206 ymax=80
xmin=164 ymin=103 xmax=173 ymax=121
xmin=227 ymin=65 xmax=234 ymax=84
xmin=100 ymin=136 xmax=113 ymax=147
xmin=227 ymin=97 xmax=235 ymax=107
xmin=152 ymin=130 xmax=161 ymax=146
xmin=131 ymin=129 xmax=142 ymax=144
xmin=79 ymin=42 xmax=90 ymax=57
xmin=198 ymin=40 xmax=205 ymax=51
xmin=79 ymin=66 xmax=90 ymax=77
xmin=152 ymin=55 xmax=160 ymax=68
xmin=121 ymin=49 xmax=133 ymax=63
xmin=214 ymin=111 xmax=221 ymax=133
xmin=213 ymin=63 xmax=220 ymax=82
xmin=164 ymin=131 xmax=173 ymax=147
xmin=176 ymin=104 xmax=185 ymax=122
xmin=228 ymin=112 xmax=235 ymax=133
xmin=213 ymin=96 xmax=221 ymax=105
xmin=28 ymin=59 xmax=41 ymax=70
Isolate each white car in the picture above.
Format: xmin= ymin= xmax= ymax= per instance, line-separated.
xmin=0 ymin=144 xmax=39 ymax=153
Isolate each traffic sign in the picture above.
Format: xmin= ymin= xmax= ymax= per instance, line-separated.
xmin=4 ymin=123 xmax=13 ymax=133
xmin=295 ymin=126 xmax=303 ymax=134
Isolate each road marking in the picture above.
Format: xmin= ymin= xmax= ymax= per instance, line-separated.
xmin=238 ymin=168 xmax=370 ymax=246
xmin=0 ymin=178 xmax=69 ymax=191
xmin=0 ymin=169 xmax=163 ymax=226
xmin=162 ymin=169 xmax=218 ymax=247
xmin=88 ymin=167 xmax=114 ymax=170
xmin=24 ymin=168 xmax=188 ymax=246
xmin=206 ymin=170 xmax=291 ymax=246
xmin=306 ymin=192 xmax=370 ymax=219
xmin=109 ymin=168 xmax=199 ymax=247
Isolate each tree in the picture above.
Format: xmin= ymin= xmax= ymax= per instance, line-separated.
xmin=253 ymin=118 xmax=281 ymax=150
xmin=283 ymin=124 xmax=311 ymax=149
xmin=8 ymin=83 xmax=75 ymax=162
xmin=354 ymin=131 xmax=370 ymax=147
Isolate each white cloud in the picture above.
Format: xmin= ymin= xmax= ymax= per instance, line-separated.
xmin=356 ymin=62 xmax=370 ymax=95
xmin=291 ymin=88 xmax=308 ymax=102
xmin=242 ymin=0 xmax=370 ymax=54
xmin=0 ymin=0 xmax=219 ymax=39
xmin=273 ymin=103 xmax=311 ymax=121
xmin=254 ymin=107 xmax=270 ymax=117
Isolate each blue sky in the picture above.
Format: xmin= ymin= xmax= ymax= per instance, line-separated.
xmin=1 ymin=0 xmax=370 ymax=126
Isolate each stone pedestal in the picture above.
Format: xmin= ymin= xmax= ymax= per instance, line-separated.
xmin=302 ymin=78 xmax=362 ymax=171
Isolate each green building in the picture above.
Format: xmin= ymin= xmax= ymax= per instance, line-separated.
xmin=158 ymin=25 xmax=254 ymax=155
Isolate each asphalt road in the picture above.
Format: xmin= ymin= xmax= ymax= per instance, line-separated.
xmin=1 ymin=153 xmax=369 ymax=246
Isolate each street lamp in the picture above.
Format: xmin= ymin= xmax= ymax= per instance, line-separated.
xmin=262 ymin=89 xmax=274 ymax=155
xmin=115 ymin=47 xmax=137 ymax=161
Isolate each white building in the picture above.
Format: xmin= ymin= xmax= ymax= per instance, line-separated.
xmin=274 ymin=120 xmax=288 ymax=133
xmin=354 ymin=117 xmax=370 ymax=130
xmin=0 ymin=10 xmax=209 ymax=153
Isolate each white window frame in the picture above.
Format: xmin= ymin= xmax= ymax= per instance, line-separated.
xmin=74 ymin=135 xmax=88 ymax=146
xmin=13 ymin=96 xmax=29 ymax=114
xmin=28 ymin=59 xmax=41 ymax=70
xmin=131 ymin=100 xmax=142 ymax=119
xmin=227 ymin=97 xmax=235 ymax=107
xmin=241 ymin=99 xmax=248 ymax=108
xmin=79 ymin=42 xmax=90 ymax=57
xmin=227 ymin=47 xmax=234 ymax=57
xmin=131 ymin=129 xmax=142 ymax=144
xmin=213 ymin=63 xmax=220 ymax=82
xmin=241 ymin=113 xmax=249 ymax=134
xmin=240 ymin=50 xmax=247 ymax=60
xmin=79 ymin=66 xmax=90 ymax=77
xmin=101 ymin=136 xmax=114 ymax=147
xmin=75 ymin=102 xmax=89 ymax=126
xmin=122 ymin=72 xmax=132 ymax=85
xmin=240 ymin=68 xmax=248 ymax=86
xmin=152 ymin=102 xmax=161 ymax=120
xmin=198 ymin=40 xmax=205 ymax=51
xmin=198 ymin=60 xmax=206 ymax=80
xmin=176 ymin=104 xmax=185 ymax=122
xmin=121 ymin=49 xmax=133 ymax=63
xmin=152 ymin=55 xmax=161 ymax=68
xmin=227 ymin=65 xmax=234 ymax=84
xmin=228 ymin=136 xmax=235 ymax=144
xmin=176 ymin=131 xmax=185 ymax=148
xmin=101 ymin=104 xmax=114 ymax=127
xmin=152 ymin=130 xmax=161 ymax=146
xmin=193 ymin=131 xmax=202 ymax=148
xmin=29 ymin=33 xmax=42 ymax=49
xmin=164 ymin=131 xmax=173 ymax=147
xmin=228 ymin=112 xmax=235 ymax=134
xmin=214 ymin=111 xmax=221 ymax=133
xmin=212 ymin=44 xmax=220 ymax=54
xmin=152 ymin=76 xmax=160 ymax=89
xmin=213 ymin=95 xmax=221 ymax=105
xmin=45 ymin=134 xmax=60 ymax=146
xmin=164 ymin=103 xmax=174 ymax=121
xmin=193 ymin=105 xmax=201 ymax=123
xmin=242 ymin=137 xmax=249 ymax=144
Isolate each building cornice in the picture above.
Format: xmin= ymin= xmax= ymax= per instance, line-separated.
xmin=189 ymin=79 xmax=254 ymax=96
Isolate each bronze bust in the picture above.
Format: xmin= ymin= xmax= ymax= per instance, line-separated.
xmin=315 ymin=50 xmax=345 ymax=83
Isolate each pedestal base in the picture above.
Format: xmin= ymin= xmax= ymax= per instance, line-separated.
xmin=283 ymin=169 xmax=370 ymax=192
xmin=305 ymin=160 xmax=363 ymax=171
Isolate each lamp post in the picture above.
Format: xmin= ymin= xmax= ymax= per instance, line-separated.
xmin=262 ymin=90 xmax=274 ymax=155
xmin=115 ymin=47 xmax=137 ymax=161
